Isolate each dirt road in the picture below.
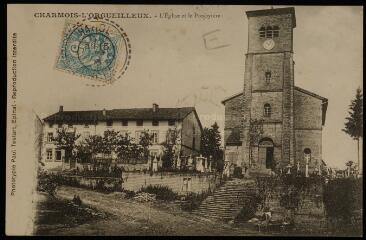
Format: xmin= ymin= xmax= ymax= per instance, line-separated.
xmin=52 ymin=186 xmax=262 ymax=236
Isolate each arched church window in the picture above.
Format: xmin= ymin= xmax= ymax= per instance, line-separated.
xmin=273 ymin=26 xmax=280 ymax=37
xmin=304 ymin=148 xmax=312 ymax=163
xmin=265 ymin=26 xmax=273 ymax=38
xmin=259 ymin=26 xmax=266 ymax=38
xmin=304 ymin=148 xmax=311 ymax=154
xmin=265 ymin=71 xmax=271 ymax=83
xmin=264 ymin=103 xmax=271 ymax=117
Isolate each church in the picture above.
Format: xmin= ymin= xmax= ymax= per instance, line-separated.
xmin=222 ymin=7 xmax=328 ymax=174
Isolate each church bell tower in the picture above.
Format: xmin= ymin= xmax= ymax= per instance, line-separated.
xmin=241 ymin=7 xmax=296 ymax=170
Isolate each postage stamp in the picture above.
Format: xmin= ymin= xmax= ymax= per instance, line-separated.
xmin=56 ymin=18 xmax=131 ymax=85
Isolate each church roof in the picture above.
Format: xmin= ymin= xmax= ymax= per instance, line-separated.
xmin=294 ymin=86 xmax=327 ymax=102
xmin=221 ymin=92 xmax=243 ymax=104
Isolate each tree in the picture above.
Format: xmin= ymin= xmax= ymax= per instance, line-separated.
xmin=249 ymin=119 xmax=264 ymax=167
xmin=85 ymin=135 xmax=104 ymax=158
xmin=53 ymin=127 xmax=81 ymax=165
xmin=75 ymin=135 xmax=104 ymax=164
xmin=162 ymin=128 xmax=180 ymax=169
xmin=343 ymin=87 xmax=363 ymax=170
xmin=115 ymin=133 xmax=134 ymax=163
xmin=74 ymin=142 xmax=92 ymax=164
xmin=138 ymin=130 xmax=154 ymax=162
xmin=102 ymin=130 xmax=119 ymax=157
xmin=200 ymin=122 xmax=223 ymax=170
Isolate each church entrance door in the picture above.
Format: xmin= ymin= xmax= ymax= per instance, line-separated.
xmin=266 ymin=147 xmax=274 ymax=169
xmin=258 ymin=138 xmax=274 ymax=170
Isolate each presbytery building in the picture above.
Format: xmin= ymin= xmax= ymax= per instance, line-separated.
xmin=41 ymin=104 xmax=202 ymax=170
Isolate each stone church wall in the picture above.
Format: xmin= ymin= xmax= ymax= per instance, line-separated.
xmin=251 ymin=146 xmax=282 ymax=169
xmin=251 ymin=92 xmax=283 ymax=121
xmin=223 ymin=94 xmax=243 ymax=146
xmin=252 ymin=53 xmax=284 ymax=91
xmin=295 ymin=130 xmax=322 ymax=171
xmin=294 ymin=89 xmax=323 ymax=129
xmin=248 ymin=14 xmax=294 ymax=53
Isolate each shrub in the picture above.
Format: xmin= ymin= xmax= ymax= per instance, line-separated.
xmin=235 ymin=198 xmax=258 ymax=222
xmin=323 ymin=178 xmax=362 ymax=227
xmin=122 ymin=189 xmax=136 ymax=199
xmin=140 ymin=185 xmax=178 ymax=201
xmin=181 ymin=190 xmax=212 ymax=211
xmin=72 ymin=195 xmax=82 ymax=206
xmin=37 ymin=171 xmax=59 ymax=197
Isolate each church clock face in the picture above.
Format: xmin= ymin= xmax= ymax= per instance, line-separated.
xmin=263 ymin=39 xmax=275 ymax=50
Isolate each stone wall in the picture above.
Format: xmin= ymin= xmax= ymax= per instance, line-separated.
xmin=263 ymin=182 xmax=326 ymax=231
xmin=248 ymin=13 xmax=294 ymax=53
xmin=295 ymin=130 xmax=322 ymax=171
xmin=294 ymin=89 xmax=323 ymax=129
xmin=251 ymin=53 xmax=284 ymax=91
xmin=241 ymin=54 xmax=253 ymax=167
xmin=181 ymin=111 xmax=202 ymax=155
xmin=122 ymin=172 xmax=219 ymax=194
xmin=223 ymin=93 xmax=243 ymax=146
xmin=281 ymin=53 xmax=295 ymax=167
xmin=225 ymin=146 xmax=243 ymax=166
xmin=251 ymin=92 xmax=283 ymax=121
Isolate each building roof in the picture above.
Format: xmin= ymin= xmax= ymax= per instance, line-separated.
xmin=221 ymin=92 xmax=243 ymax=104
xmin=43 ymin=107 xmax=202 ymax=130
xmin=294 ymin=86 xmax=327 ymax=102
xmin=246 ymin=7 xmax=296 ymax=28
xmin=221 ymin=86 xmax=328 ymax=125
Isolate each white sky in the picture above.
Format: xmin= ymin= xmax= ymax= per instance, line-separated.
xmin=11 ymin=5 xmax=363 ymax=169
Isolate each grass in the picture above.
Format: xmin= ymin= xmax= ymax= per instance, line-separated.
xmin=34 ymin=194 xmax=110 ymax=235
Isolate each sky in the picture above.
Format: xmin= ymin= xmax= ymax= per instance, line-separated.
xmin=11 ymin=5 xmax=363 ymax=169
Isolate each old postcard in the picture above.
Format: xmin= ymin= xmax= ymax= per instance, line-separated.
xmin=6 ymin=4 xmax=363 ymax=236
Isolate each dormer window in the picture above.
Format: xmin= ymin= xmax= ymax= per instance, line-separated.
xmin=264 ymin=103 xmax=271 ymax=117
xmin=265 ymin=71 xmax=271 ymax=83
xmin=259 ymin=25 xmax=280 ymax=39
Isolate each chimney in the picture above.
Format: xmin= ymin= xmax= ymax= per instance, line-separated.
xmin=102 ymin=108 xmax=106 ymax=116
xmin=152 ymin=103 xmax=159 ymax=112
xmin=59 ymin=105 xmax=63 ymax=112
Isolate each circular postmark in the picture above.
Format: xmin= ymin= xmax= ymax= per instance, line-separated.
xmin=56 ymin=17 xmax=131 ymax=86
